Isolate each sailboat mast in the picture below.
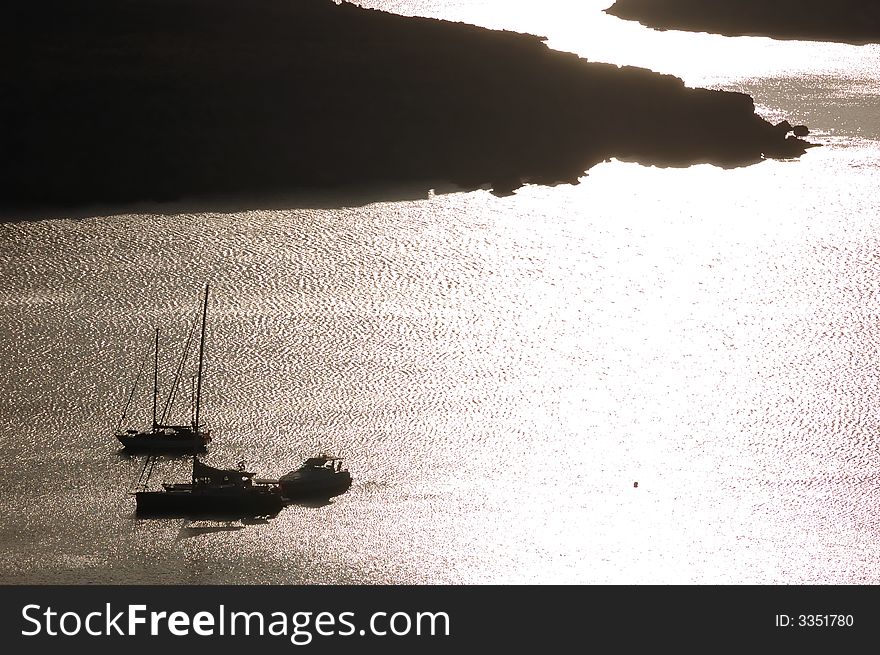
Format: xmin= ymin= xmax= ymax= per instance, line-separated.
xmin=152 ymin=327 xmax=159 ymax=432
xmin=193 ymin=284 xmax=209 ymax=432
xmin=118 ymin=348 xmax=148 ymax=432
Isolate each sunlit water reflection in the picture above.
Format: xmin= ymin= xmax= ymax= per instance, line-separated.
xmin=1 ymin=0 xmax=879 ymax=584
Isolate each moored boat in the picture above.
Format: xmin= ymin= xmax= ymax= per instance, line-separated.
xmin=115 ymin=285 xmax=213 ymax=453
xmin=279 ymin=454 xmax=352 ymax=500
xmin=136 ymin=457 xmax=284 ymax=518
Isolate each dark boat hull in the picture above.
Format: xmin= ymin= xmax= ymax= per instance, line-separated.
xmin=279 ymin=472 xmax=352 ymax=500
xmin=117 ymin=432 xmax=209 ymax=453
xmin=135 ymin=487 xmax=284 ymax=518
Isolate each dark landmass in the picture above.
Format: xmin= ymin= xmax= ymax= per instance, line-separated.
xmin=606 ymin=0 xmax=880 ymax=44
xmin=3 ymin=0 xmax=814 ymax=217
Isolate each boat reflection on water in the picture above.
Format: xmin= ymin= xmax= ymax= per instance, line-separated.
xmin=135 ymin=457 xmax=285 ymax=519
xmin=278 ymin=454 xmax=352 ymax=501
xmin=175 ymin=522 xmax=247 ymax=541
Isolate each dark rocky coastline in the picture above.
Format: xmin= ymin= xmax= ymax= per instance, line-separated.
xmin=4 ymin=0 xmax=815 ymax=216
xmin=606 ymin=0 xmax=880 ymax=44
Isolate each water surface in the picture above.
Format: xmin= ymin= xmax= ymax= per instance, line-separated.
xmin=1 ymin=0 xmax=879 ymax=584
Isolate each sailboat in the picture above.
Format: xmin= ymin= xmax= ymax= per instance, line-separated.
xmin=135 ymin=456 xmax=285 ymax=518
xmin=115 ymin=285 xmax=212 ymax=452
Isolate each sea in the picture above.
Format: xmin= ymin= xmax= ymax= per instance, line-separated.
xmin=2 ymin=0 xmax=879 ymax=584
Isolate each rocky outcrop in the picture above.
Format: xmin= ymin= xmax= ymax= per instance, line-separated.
xmin=3 ymin=0 xmax=815 ymax=215
xmin=606 ymin=0 xmax=880 ymax=44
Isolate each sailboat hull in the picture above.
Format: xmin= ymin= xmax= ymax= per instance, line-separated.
xmin=117 ymin=431 xmax=210 ymax=452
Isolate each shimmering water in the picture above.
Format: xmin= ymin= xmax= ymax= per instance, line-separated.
xmin=2 ymin=1 xmax=880 ymax=584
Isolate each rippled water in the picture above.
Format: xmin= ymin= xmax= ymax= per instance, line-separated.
xmin=2 ymin=1 xmax=880 ymax=584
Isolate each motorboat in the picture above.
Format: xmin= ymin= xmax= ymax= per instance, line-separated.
xmin=279 ymin=454 xmax=352 ymax=500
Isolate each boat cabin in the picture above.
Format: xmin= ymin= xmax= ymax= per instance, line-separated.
xmin=193 ymin=458 xmax=255 ymax=487
xmin=300 ymin=454 xmax=345 ymax=472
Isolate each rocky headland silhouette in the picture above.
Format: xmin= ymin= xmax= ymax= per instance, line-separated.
xmin=4 ymin=0 xmax=815 ymax=216
xmin=606 ymin=0 xmax=880 ymax=44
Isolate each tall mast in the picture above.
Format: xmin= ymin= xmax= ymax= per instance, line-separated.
xmin=160 ymin=313 xmax=198 ymax=426
xmin=152 ymin=327 xmax=159 ymax=432
xmin=193 ymin=284 xmax=209 ymax=432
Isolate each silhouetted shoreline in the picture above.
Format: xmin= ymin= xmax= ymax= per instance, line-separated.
xmin=4 ymin=0 xmax=815 ymax=218
xmin=606 ymin=0 xmax=880 ymax=44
